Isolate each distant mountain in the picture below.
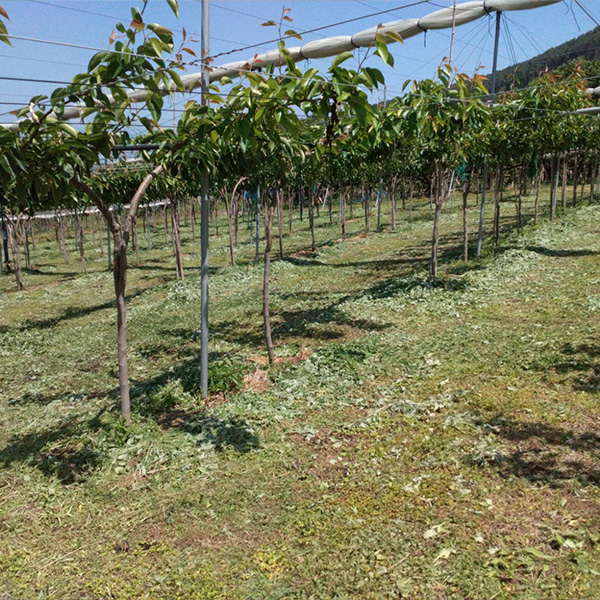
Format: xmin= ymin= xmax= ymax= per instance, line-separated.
xmin=491 ymin=25 xmax=600 ymax=91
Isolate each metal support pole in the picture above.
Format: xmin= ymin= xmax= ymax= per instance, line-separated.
xmin=200 ymin=0 xmax=210 ymax=398
xmin=449 ymin=0 xmax=457 ymax=68
xmin=476 ymin=10 xmax=501 ymax=259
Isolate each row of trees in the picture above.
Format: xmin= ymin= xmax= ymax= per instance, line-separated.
xmin=1 ymin=1 xmax=599 ymax=421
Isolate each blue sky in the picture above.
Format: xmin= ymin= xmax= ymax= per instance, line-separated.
xmin=0 ymin=0 xmax=598 ymax=129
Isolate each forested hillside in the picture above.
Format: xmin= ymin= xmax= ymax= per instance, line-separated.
xmin=492 ymin=25 xmax=600 ymax=91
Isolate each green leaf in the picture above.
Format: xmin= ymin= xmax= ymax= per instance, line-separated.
xmin=169 ymin=69 xmax=185 ymax=92
xmin=384 ymin=30 xmax=403 ymax=44
xmin=284 ymin=29 xmax=302 ymax=40
xmin=524 ymin=547 xmax=553 ymax=560
xmin=261 ymin=20 xmax=276 ymax=27
xmin=375 ymin=40 xmax=393 ymax=67
xmin=87 ymin=52 xmax=106 ymax=72
xmin=166 ymin=0 xmax=179 ymax=18
xmin=148 ymin=23 xmax=173 ymax=37
xmin=58 ymin=122 xmax=79 ymax=138
xmin=330 ymin=51 xmax=354 ymax=69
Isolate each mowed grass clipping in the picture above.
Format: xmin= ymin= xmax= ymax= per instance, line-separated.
xmin=1 ymin=188 xmax=600 ymax=599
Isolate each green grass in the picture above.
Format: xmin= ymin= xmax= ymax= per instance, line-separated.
xmin=1 ymin=187 xmax=600 ymax=599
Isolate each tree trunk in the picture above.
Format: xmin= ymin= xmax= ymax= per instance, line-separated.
xmin=191 ymin=202 xmax=196 ymax=240
xmin=462 ymin=177 xmax=471 ymax=261
xmin=493 ymin=169 xmax=503 ymax=246
xmin=550 ymin=154 xmax=558 ymax=220
xmin=573 ymin=154 xmax=579 ymax=208
xmin=233 ymin=192 xmax=239 ymax=245
xmin=225 ymin=177 xmax=246 ymax=266
xmin=132 ymin=216 xmax=140 ymax=268
xmin=341 ymin=189 xmax=346 ymax=241
xmin=263 ymin=197 xmax=276 ymax=365
xmin=580 ymin=156 xmax=587 ymax=204
xmin=516 ymin=167 xmax=523 ymax=230
xmin=146 ymin=206 xmax=152 ymax=251
xmin=9 ymin=219 xmax=24 ymax=291
xmin=376 ymin=181 xmax=382 ymax=233
xmin=23 ymin=218 xmax=31 ymax=271
xmin=75 ymin=209 xmax=86 ymax=273
xmin=308 ymin=188 xmax=316 ymax=252
xmin=349 ymin=187 xmax=354 ymax=219
xmin=73 ymin=165 xmax=163 ymax=424
xmin=363 ymin=186 xmax=369 ymax=236
xmin=391 ymin=177 xmax=397 ymax=231
xmin=255 ymin=187 xmax=261 ymax=261
xmin=171 ymin=198 xmax=184 ymax=280
xmin=164 ymin=203 xmax=169 ymax=244
xmin=430 ymin=165 xmax=442 ymax=280
xmin=561 ymin=152 xmax=568 ymax=212
xmin=28 ymin=218 xmax=35 ymax=251
xmin=534 ymin=160 xmax=541 ymax=224
xmin=277 ymin=188 xmax=284 ymax=260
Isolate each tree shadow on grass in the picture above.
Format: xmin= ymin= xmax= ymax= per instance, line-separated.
xmin=362 ymin=274 xmax=468 ymax=300
xmin=553 ymin=342 xmax=600 ymax=393
xmin=1 ymin=359 xmax=258 ymax=484
xmin=526 ymin=245 xmax=599 ymax=258
xmin=157 ymin=410 xmax=258 ymax=453
xmin=0 ymin=409 xmax=108 ymax=485
xmin=8 ymin=289 xmax=146 ymax=332
xmin=470 ymin=416 xmax=600 ymax=488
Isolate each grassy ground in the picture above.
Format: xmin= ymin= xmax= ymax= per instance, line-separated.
xmin=1 ymin=188 xmax=599 ymax=599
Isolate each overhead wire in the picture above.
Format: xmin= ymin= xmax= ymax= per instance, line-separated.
xmin=26 ymin=0 xmax=199 ymax=38
xmin=0 ymin=0 xmax=588 ymax=127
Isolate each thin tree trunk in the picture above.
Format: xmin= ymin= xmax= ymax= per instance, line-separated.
xmin=364 ymin=186 xmax=369 ymax=236
xmin=391 ymin=177 xmax=397 ymax=231
xmin=550 ymin=154 xmax=558 ymax=220
xmin=23 ymin=218 xmax=31 ymax=271
xmin=191 ymin=202 xmax=196 ymax=240
xmin=164 ymin=203 xmax=169 ymax=244
xmin=75 ymin=209 xmax=86 ymax=273
xmin=132 ymin=216 xmax=140 ymax=268
xmin=341 ymin=189 xmax=346 ymax=241
xmin=580 ymin=156 xmax=587 ymax=204
xmin=225 ymin=177 xmax=246 ymax=266
xmin=277 ymin=188 xmax=284 ymax=260
xmin=349 ymin=187 xmax=354 ymax=220
xmin=73 ymin=165 xmax=163 ymax=424
xmin=233 ymin=192 xmax=239 ymax=245
xmin=376 ymin=180 xmax=382 ymax=232
xmin=146 ymin=207 xmax=152 ymax=251
xmin=308 ymin=188 xmax=316 ymax=252
xmin=573 ymin=154 xmax=579 ymax=208
xmin=561 ymin=152 xmax=567 ymax=212
xmin=430 ymin=165 xmax=442 ymax=280
xmin=493 ymin=169 xmax=503 ymax=246
xmin=255 ymin=187 xmax=261 ymax=261
xmin=534 ymin=160 xmax=541 ymax=224
xmin=9 ymin=219 xmax=24 ymax=291
xmin=462 ymin=177 xmax=471 ymax=260
xmin=263 ymin=199 xmax=276 ymax=365
xmin=99 ymin=215 xmax=104 ymax=257
xmin=171 ymin=198 xmax=184 ymax=280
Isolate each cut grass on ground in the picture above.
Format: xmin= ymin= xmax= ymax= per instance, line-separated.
xmin=1 ymin=189 xmax=600 ymax=599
